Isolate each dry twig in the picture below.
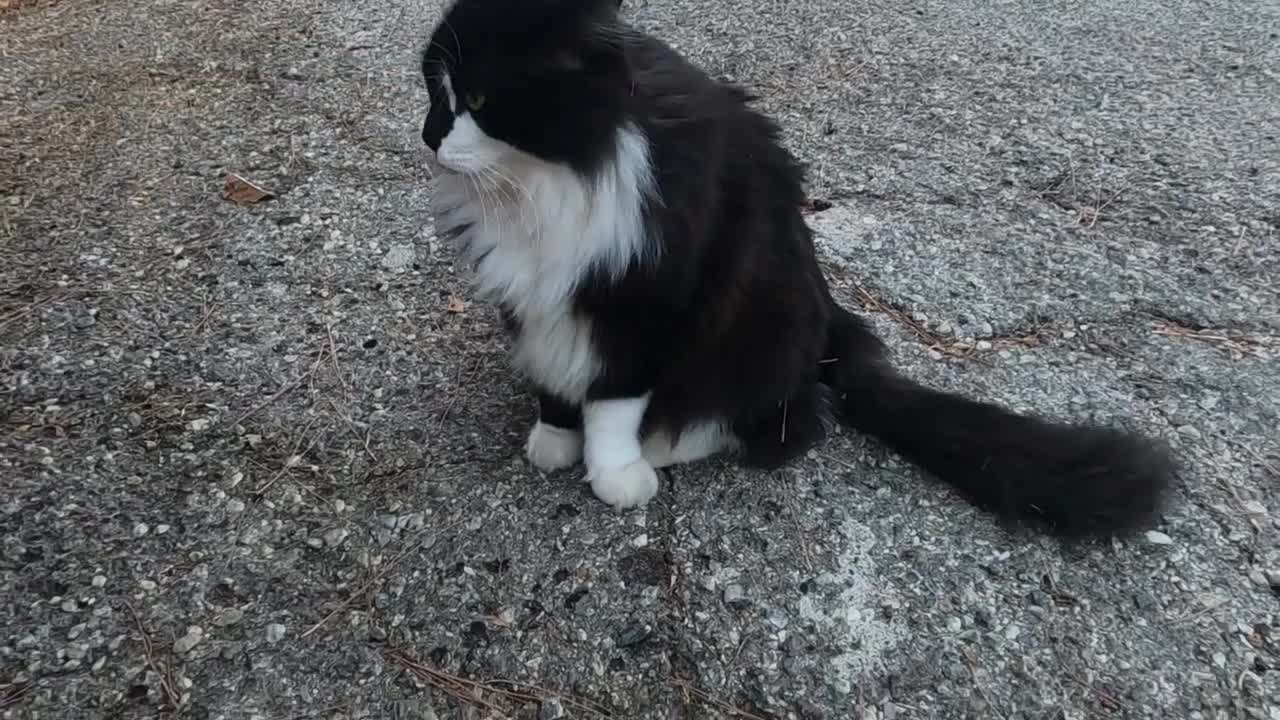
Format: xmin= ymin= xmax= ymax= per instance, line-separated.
xmin=385 ymin=649 xmax=612 ymax=717
xmin=1152 ymin=322 xmax=1272 ymax=359
xmin=851 ymin=284 xmax=991 ymax=365
xmin=231 ymin=345 xmax=330 ymax=427
xmin=124 ymin=601 xmax=181 ymax=711
xmin=671 ymin=678 xmax=772 ymax=720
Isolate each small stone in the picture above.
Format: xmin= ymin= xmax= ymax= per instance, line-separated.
xmin=189 ymin=418 xmax=211 ymax=432
xmin=155 ymin=524 xmax=170 ymax=535
xmin=945 ymin=617 xmax=963 ymax=632
xmin=630 ymin=534 xmax=649 ymax=548
xmin=975 ymin=340 xmax=993 ymax=351
xmin=1176 ymin=425 xmax=1202 ymax=440
xmin=266 ymin=623 xmax=287 ymax=644
xmin=381 ymin=245 xmax=415 ymax=270
xmin=65 ymin=643 xmax=88 ymax=660
xmin=765 ymin=608 xmax=789 ymax=631
xmin=225 ymin=499 xmax=246 ymax=514
xmin=1211 ymin=652 xmax=1226 ymax=669
xmin=132 ymin=523 xmax=150 ymax=537
xmin=615 ymin=622 xmax=651 ymax=648
xmin=323 ymin=527 xmax=349 ymax=547
xmin=221 ymin=642 xmax=244 ymax=660
xmin=213 ymin=608 xmax=244 ymax=627
xmin=91 ymin=575 xmax=107 ymax=588
xmin=61 ymin=599 xmax=78 ymax=613
xmin=1249 ymin=570 xmax=1270 ymax=587
xmin=1145 ymin=530 xmax=1173 ymax=545
xmin=173 ymin=626 xmax=204 ymax=654
xmin=539 ymin=697 xmax=566 ymax=720
xmin=139 ymin=579 xmax=157 ymax=591
xmin=723 ymin=584 xmax=748 ymax=606
xmin=1241 ymin=500 xmax=1268 ymax=517
xmin=975 ymin=320 xmax=994 ymax=337
xmin=1266 ymin=569 xmax=1280 ymax=586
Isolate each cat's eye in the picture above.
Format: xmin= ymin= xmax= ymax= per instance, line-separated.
xmin=465 ymin=93 xmax=486 ymax=111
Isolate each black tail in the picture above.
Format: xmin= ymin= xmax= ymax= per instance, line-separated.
xmin=822 ymin=307 xmax=1176 ymax=537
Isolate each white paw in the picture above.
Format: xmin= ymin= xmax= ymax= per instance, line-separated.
xmin=525 ymin=422 xmax=583 ymax=471
xmin=587 ymin=459 xmax=659 ymax=510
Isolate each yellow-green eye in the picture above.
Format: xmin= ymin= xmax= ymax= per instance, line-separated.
xmin=465 ymin=93 xmax=486 ymax=111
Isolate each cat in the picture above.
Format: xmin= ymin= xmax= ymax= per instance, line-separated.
xmin=418 ymin=0 xmax=1175 ymax=537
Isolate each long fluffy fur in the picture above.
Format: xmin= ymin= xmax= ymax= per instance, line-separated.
xmin=418 ymin=0 xmax=1175 ymax=536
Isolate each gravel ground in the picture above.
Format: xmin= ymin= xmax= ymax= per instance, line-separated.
xmin=2 ymin=0 xmax=1278 ymax=719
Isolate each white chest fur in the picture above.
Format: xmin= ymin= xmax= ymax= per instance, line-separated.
xmin=429 ymin=125 xmax=656 ymax=403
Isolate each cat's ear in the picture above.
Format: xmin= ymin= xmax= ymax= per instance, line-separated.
xmin=543 ymin=1 xmax=628 ymax=71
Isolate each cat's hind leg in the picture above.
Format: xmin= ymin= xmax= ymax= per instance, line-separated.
xmin=641 ymin=419 xmax=740 ymax=469
xmin=525 ymin=392 xmax=583 ymax=471
xmin=731 ymin=381 xmax=833 ymax=469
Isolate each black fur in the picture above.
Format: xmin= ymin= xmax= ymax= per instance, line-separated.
xmin=420 ymin=0 xmax=1176 ymax=537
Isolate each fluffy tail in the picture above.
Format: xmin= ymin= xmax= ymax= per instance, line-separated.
xmin=822 ymin=307 xmax=1175 ymax=537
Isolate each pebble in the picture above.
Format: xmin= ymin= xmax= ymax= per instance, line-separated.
xmin=381 ymin=245 xmax=415 ymax=270
xmin=975 ymin=340 xmax=993 ymax=351
xmin=92 ymin=575 xmax=107 ymax=588
xmin=615 ymin=622 xmax=651 ymax=648
xmin=1145 ymin=530 xmax=1174 ymax=545
xmin=723 ymin=584 xmax=748 ymax=606
xmin=538 ymin=697 xmax=566 ymax=720
xmin=765 ymin=608 xmax=789 ymax=631
xmin=213 ymin=608 xmax=244 ymax=626
xmin=323 ymin=527 xmax=349 ymax=547
xmin=189 ymin=418 xmax=211 ymax=432
xmin=1240 ymin=500 xmax=1268 ymax=517
xmin=61 ymin=599 xmax=78 ymax=613
xmin=173 ymin=626 xmax=204 ymax=654
xmin=630 ymin=534 xmax=649 ymax=548
xmin=1248 ymin=570 xmax=1270 ymax=587
xmin=1176 ymin=425 xmax=1202 ymax=440
xmin=133 ymin=523 xmax=150 ymax=537
xmin=226 ymin=499 xmax=247 ymax=514
xmin=266 ymin=623 xmax=287 ymax=643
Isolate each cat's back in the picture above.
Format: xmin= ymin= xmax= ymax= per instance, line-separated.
xmin=624 ymin=29 xmax=804 ymax=204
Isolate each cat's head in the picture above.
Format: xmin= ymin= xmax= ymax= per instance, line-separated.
xmin=420 ymin=0 xmax=632 ymax=177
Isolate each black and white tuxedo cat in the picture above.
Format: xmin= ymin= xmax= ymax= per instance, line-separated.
xmin=419 ymin=0 xmax=1174 ymax=536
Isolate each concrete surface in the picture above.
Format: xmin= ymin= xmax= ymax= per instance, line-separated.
xmin=2 ymin=0 xmax=1279 ymax=718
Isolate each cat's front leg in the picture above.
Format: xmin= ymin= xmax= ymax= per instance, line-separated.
xmin=582 ymin=394 xmax=659 ymax=510
xmin=526 ymin=392 xmax=584 ymax=471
